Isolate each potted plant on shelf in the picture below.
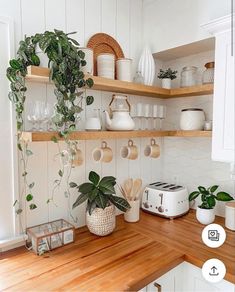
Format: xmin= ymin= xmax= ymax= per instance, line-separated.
xmin=71 ymin=171 xmax=130 ymax=236
xmin=157 ymin=68 xmax=177 ymax=89
xmin=189 ymin=185 xmax=234 ymax=225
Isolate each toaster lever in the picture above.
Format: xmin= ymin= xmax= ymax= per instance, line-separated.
xmin=159 ymin=193 xmax=163 ymax=205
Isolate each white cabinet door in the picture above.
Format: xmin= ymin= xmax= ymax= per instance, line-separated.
xmin=183 ymin=262 xmax=235 ymax=292
xmin=203 ymin=15 xmax=235 ymax=163
xmin=146 ymin=263 xmax=184 ymax=292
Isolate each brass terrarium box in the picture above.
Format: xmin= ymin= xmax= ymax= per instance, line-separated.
xmin=26 ymin=219 xmax=75 ymax=255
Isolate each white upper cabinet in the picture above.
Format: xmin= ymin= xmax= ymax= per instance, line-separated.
xmin=203 ymin=15 xmax=235 ymax=163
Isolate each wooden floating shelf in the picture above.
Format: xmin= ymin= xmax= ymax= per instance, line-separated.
xmin=21 ymin=130 xmax=212 ymax=142
xmin=26 ymin=66 xmax=214 ymax=98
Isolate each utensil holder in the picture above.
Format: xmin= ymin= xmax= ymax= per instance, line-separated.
xmin=124 ymin=200 xmax=140 ymax=223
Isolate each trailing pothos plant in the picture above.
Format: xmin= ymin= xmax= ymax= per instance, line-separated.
xmin=7 ymin=29 xmax=94 ymax=216
xmin=71 ymin=171 xmax=130 ymax=215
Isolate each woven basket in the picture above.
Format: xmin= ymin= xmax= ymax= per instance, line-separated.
xmin=86 ymin=205 xmax=116 ymax=236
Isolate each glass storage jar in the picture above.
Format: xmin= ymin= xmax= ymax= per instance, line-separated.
xmin=180 ymin=108 xmax=205 ymax=130
xmin=180 ymin=66 xmax=198 ymax=87
xmin=202 ymin=62 xmax=215 ymax=84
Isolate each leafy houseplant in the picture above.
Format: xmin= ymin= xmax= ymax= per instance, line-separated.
xmin=189 ymin=185 xmax=234 ymax=224
xmin=71 ymin=171 xmax=130 ymax=236
xmin=157 ymin=68 xmax=177 ymax=89
xmin=6 ymin=30 xmax=94 ymax=219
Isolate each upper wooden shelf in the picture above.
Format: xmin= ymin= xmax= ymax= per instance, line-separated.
xmin=26 ymin=66 xmax=214 ymax=98
xmin=21 ymin=130 xmax=212 ymax=142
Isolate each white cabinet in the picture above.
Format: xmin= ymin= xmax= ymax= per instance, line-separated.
xmin=141 ymin=262 xmax=234 ymax=292
xmin=202 ymin=15 xmax=235 ymax=163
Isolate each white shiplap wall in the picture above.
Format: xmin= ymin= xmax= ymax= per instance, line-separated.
xmin=0 ymin=0 xmax=164 ymax=237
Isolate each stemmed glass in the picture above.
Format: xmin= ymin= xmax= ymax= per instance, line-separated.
xmin=136 ymin=103 xmax=143 ymax=130
xmin=27 ymin=102 xmax=37 ymax=131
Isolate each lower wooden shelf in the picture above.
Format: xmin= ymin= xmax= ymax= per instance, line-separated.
xmin=21 ymin=130 xmax=212 ymax=142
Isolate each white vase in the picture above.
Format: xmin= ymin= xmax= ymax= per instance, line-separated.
xmin=161 ymin=78 xmax=171 ymax=89
xmin=138 ymin=46 xmax=155 ymax=86
xmin=196 ymin=207 xmax=215 ymax=225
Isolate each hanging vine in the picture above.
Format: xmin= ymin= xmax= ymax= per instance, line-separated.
xmin=7 ymin=29 xmax=94 ymax=216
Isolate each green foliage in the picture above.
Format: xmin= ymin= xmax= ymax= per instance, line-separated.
xmin=72 ymin=171 xmax=130 ymax=215
xmin=157 ymin=68 xmax=177 ymax=80
xmin=189 ymin=185 xmax=234 ymax=209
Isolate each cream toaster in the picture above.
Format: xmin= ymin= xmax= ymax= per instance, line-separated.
xmin=141 ymin=182 xmax=189 ymax=218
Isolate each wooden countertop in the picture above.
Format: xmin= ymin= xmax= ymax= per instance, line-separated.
xmin=0 ymin=210 xmax=234 ymax=291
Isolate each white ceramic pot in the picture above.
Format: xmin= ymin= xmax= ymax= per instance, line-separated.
xmin=138 ymin=46 xmax=155 ymax=86
xmin=180 ymin=108 xmax=205 ymax=130
xmin=124 ymin=200 xmax=140 ymax=222
xmin=79 ymin=47 xmax=94 ymax=75
xmin=116 ymin=58 xmax=132 ymax=82
xmin=161 ymin=78 xmax=171 ymax=89
xmin=196 ymin=207 xmax=215 ymax=225
xmin=97 ymin=53 xmax=115 ymax=79
xmin=86 ymin=205 xmax=116 ymax=236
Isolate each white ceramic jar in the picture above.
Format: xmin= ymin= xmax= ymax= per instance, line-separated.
xmin=225 ymin=202 xmax=235 ymax=231
xmin=180 ymin=108 xmax=205 ymax=130
xmin=97 ymin=53 xmax=115 ymax=79
xmin=79 ymin=47 xmax=94 ymax=75
xmin=116 ymin=58 xmax=132 ymax=82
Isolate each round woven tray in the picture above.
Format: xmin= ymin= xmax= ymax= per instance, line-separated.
xmin=87 ymin=33 xmax=125 ymax=76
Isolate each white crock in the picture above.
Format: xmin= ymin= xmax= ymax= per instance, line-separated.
xmin=116 ymin=58 xmax=133 ymax=82
xmin=97 ymin=53 xmax=115 ymax=79
xmin=180 ymin=108 xmax=205 ymax=130
xmin=196 ymin=207 xmax=215 ymax=225
xmin=161 ymin=78 xmax=171 ymax=89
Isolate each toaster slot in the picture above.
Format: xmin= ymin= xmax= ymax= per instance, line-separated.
xmin=169 ymin=185 xmax=182 ymax=190
xmin=149 ymin=182 xmax=162 ymax=186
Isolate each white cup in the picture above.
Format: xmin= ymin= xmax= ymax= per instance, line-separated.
xmin=124 ymin=200 xmax=140 ymax=222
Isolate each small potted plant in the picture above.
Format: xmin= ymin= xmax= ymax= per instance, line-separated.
xmin=71 ymin=171 xmax=130 ymax=236
xmin=157 ymin=68 xmax=177 ymax=89
xmin=189 ymin=185 xmax=234 ymax=225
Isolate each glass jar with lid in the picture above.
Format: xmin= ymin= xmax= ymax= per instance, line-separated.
xmin=180 ymin=66 xmax=198 ymax=87
xmin=202 ymin=62 xmax=215 ymax=84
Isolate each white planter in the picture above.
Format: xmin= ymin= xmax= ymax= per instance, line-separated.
xmin=86 ymin=205 xmax=116 ymax=236
xmin=138 ymin=46 xmax=155 ymax=86
xmin=161 ymin=78 xmax=171 ymax=89
xmin=196 ymin=207 xmax=215 ymax=225
xmin=79 ymin=47 xmax=94 ymax=75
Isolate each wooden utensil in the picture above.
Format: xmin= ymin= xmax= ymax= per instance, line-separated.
xmin=131 ymin=179 xmax=142 ymax=201
xmin=123 ymin=178 xmax=133 ymax=201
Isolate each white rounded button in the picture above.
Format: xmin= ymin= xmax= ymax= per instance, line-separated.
xmin=202 ymin=224 xmax=226 ymax=248
xmin=202 ymin=259 xmax=226 ymax=283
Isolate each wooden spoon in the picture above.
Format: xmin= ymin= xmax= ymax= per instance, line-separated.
xmin=131 ymin=179 xmax=142 ymax=201
xmin=123 ymin=178 xmax=133 ymax=201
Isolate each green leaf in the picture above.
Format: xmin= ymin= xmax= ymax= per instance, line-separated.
xmin=189 ymin=191 xmax=200 ymax=201
xmin=95 ymin=193 xmax=108 ymax=209
xmin=87 ymin=200 xmax=97 ymax=215
xmin=26 ymin=149 xmax=33 ymax=156
xmin=29 ymin=182 xmax=35 ymax=189
xmin=86 ymin=95 xmax=94 ymax=105
xmin=17 ymin=143 xmax=23 ymax=151
xmin=198 ymin=186 xmax=207 ymax=193
xmin=210 ymin=185 xmax=219 ymax=193
xmin=86 ymin=78 xmax=94 ymax=88
xmin=73 ymin=193 xmax=88 ymax=209
xmin=58 ymin=170 xmax=63 ymax=177
xmin=51 ymin=136 xmax=58 ymax=143
xmin=78 ymin=182 xmax=94 ymax=194
xmin=216 ymin=192 xmax=234 ymax=201
xmin=31 ymin=54 xmax=40 ymax=66
xmin=88 ymin=188 xmax=99 ymax=201
xmin=89 ymin=171 xmax=100 ymax=185
xmin=29 ymin=203 xmax=37 ymax=210
xmin=16 ymin=208 xmax=23 ymax=215
xmin=207 ymin=196 xmax=216 ymax=208
xmin=69 ymin=182 xmax=78 ymax=188
xmin=99 ymin=185 xmax=115 ymax=195
xmin=26 ymin=194 xmax=33 ymax=201
xmin=9 ymin=59 xmax=21 ymax=70
xmin=109 ymin=195 xmax=130 ymax=212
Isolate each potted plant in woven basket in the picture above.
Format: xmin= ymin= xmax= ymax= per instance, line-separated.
xmin=189 ymin=185 xmax=234 ymax=225
xmin=71 ymin=171 xmax=130 ymax=236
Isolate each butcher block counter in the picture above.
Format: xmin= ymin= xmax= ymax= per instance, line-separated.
xmin=0 ymin=210 xmax=234 ymax=291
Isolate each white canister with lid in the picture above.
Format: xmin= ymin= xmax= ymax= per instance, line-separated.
xmin=97 ymin=53 xmax=115 ymax=79
xmin=116 ymin=58 xmax=133 ymax=82
xmin=225 ymin=201 xmax=235 ymax=231
xmin=180 ymin=66 xmax=198 ymax=87
xmin=180 ymin=108 xmax=205 ymax=130
xmin=79 ymin=47 xmax=94 ymax=75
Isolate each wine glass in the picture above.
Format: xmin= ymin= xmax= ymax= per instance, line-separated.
xmin=27 ymin=102 xmax=37 ymax=131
